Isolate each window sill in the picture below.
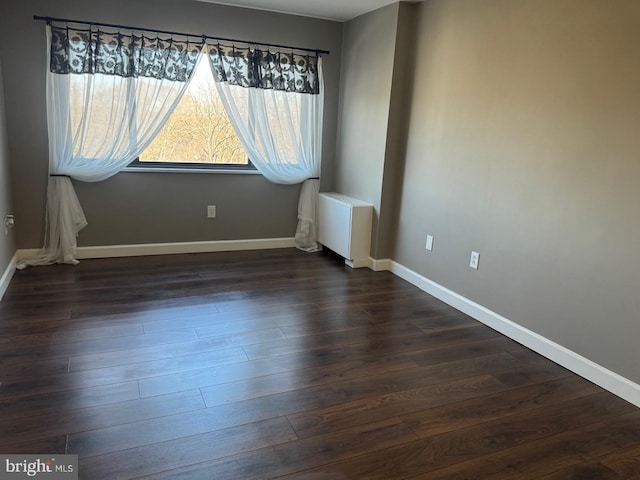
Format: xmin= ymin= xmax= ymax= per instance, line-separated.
xmin=123 ymin=166 xmax=261 ymax=175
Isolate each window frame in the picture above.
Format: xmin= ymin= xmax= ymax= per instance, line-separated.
xmin=126 ymin=157 xmax=258 ymax=173
xmin=129 ymin=52 xmax=256 ymax=174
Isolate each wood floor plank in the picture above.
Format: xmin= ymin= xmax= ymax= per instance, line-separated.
xmin=313 ymin=289 xmax=435 ymax=311
xmin=0 ymin=304 xmax=71 ymax=325
xmin=0 ymin=355 xmax=70 ymax=379
xmin=287 ymin=373 xmax=508 ymax=439
xmin=194 ymin=325 xmax=286 ymax=344
xmin=131 ymin=418 xmax=419 ymax=480
xmin=514 ymin=411 xmax=640 ymax=478
xmin=600 ymin=444 xmax=640 ymax=479
xmin=272 ymin=392 xmax=635 ymax=480
xmin=138 ymin=355 xmax=305 ymax=398
xmin=69 ymin=383 xmax=349 ymax=458
xmin=404 ymin=335 xmax=524 ymax=365
xmin=141 ymin=303 xmax=329 ymax=334
xmin=409 ymin=410 xmax=640 ymax=480
xmin=1 ymin=249 xmax=638 ymax=479
xmin=1 ymin=349 xmax=250 ymax=398
xmin=327 ymin=352 xmax=528 ymax=401
xmin=287 ymin=355 xmax=578 ymax=440
xmin=199 ymin=355 xmax=416 ymax=407
xmin=0 ymin=389 xmax=206 ymax=449
xmin=0 ymin=313 xmax=144 ymax=337
xmin=69 ymin=405 xmax=288 ymax=457
xmin=409 ymin=457 xmax=524 ymax=480
xmin=359 ymin=294 xmax=454 ymax=316
xmin=534 ymin=461 xmax=620 ymax=480
xmin=140 ymin=335 xmax=517 ymax=400
xmin=1 ymin=328 xmax=198 ymax=362
xmin=241 ymin=321 xmax=429 ymax=360
xmin=68 ymin=340 xmax=247 ymax=372
xmin=277 ymin=311 xmax=396 ymax=339
xmin=0 ymin=322 xmax=145 ymax=346
xmin=412 ymin=312 xmax=480 ymax=332
xmin=491 ymin=361 xmax=572 ymax=387
xmin=0 ymin=381 xmax=140 ymax=420
xmin=400 ymin=374 xmax=601 ymax=438
xmin=0 ymin=435 xmax=68 ymax=455
xmin=80 ymin=417 xmax=298 ymax=479
xmin=243 ymin=322 xmax=501 ymax=361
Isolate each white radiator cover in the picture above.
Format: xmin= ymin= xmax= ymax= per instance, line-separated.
xmin=318 ymin=192 xmax=373 ymax=268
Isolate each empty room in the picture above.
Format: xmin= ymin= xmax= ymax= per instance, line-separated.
xmin=1 ymin=0 xmax=639 ymax=478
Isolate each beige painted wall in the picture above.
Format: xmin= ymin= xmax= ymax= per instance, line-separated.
xmin=0 ymin=57 xmax=15 ymax=273
xmin=0 ymin=0 xmax=341 ymax=248
xmin=393 ymin=0 xmax=640 ymax=382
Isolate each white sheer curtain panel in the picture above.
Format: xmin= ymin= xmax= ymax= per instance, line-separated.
xmin=207 ymin=44 xmax=324 ymax=252
xmin=19 ymin=24 xmax=201 ymax=267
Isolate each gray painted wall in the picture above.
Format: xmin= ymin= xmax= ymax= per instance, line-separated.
xmin=0 ymin=0 xmax=341 ymax=248
xmin=394 ymin=0 xmax=640 ymax=383
xmin=378 ymin=3 xmax=417 ymax=259
xmin=334 ymin=3 xmax=399 ymax=258
xmin=0 ymin=58 xmax=15 ymax=272
xmin=335 ymin=2 xmax=416 ymax=260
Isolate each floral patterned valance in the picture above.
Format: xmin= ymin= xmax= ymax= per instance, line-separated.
xmin=47 ymin=23 xmax=322 ymax=92
xmin=207 ymin=43 xmax=320 ymax=95
xmin=49 ymin=25 xmax=202 ymax=82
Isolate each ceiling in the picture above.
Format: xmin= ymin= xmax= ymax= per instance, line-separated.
xmin=194 ymin=0 xmax=414 ymax=22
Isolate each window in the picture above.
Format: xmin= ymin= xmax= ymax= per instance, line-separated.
xmin=131 ymin=57 xmax=254 ymax=171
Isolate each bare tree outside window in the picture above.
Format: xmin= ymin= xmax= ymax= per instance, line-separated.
xmin=139 ymin=59 xmax=247 ymax=165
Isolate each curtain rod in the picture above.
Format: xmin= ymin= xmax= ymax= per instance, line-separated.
xmin=33 ymin=15 xmax=330 ymax=55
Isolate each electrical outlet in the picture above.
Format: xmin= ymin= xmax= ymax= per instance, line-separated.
xmin=207 ymin=205 xmax=216 ymax=218
xmin=4 ymin=214 xmax=14 ymax=235
xmin=425 ymin=235 xmax=434 ymax=251
xmin=469 ymin=251 xmax=480 ymax=270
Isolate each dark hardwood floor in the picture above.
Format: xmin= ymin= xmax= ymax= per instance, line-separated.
xmin=1 ymin=248 xmax=639 ymax=479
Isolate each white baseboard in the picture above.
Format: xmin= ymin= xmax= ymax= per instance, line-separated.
xmin=368 ymin=257 xmax=392 ymax=272
xmin=17 ymin=237 xmax=296 ymax=261
xmin=0 ymin=251 xmax=17 ymax=301
xmin=345 ymin=258 xmax=370 ymax=269
xmin=387 ymin=260 xmax=640 ymax=408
